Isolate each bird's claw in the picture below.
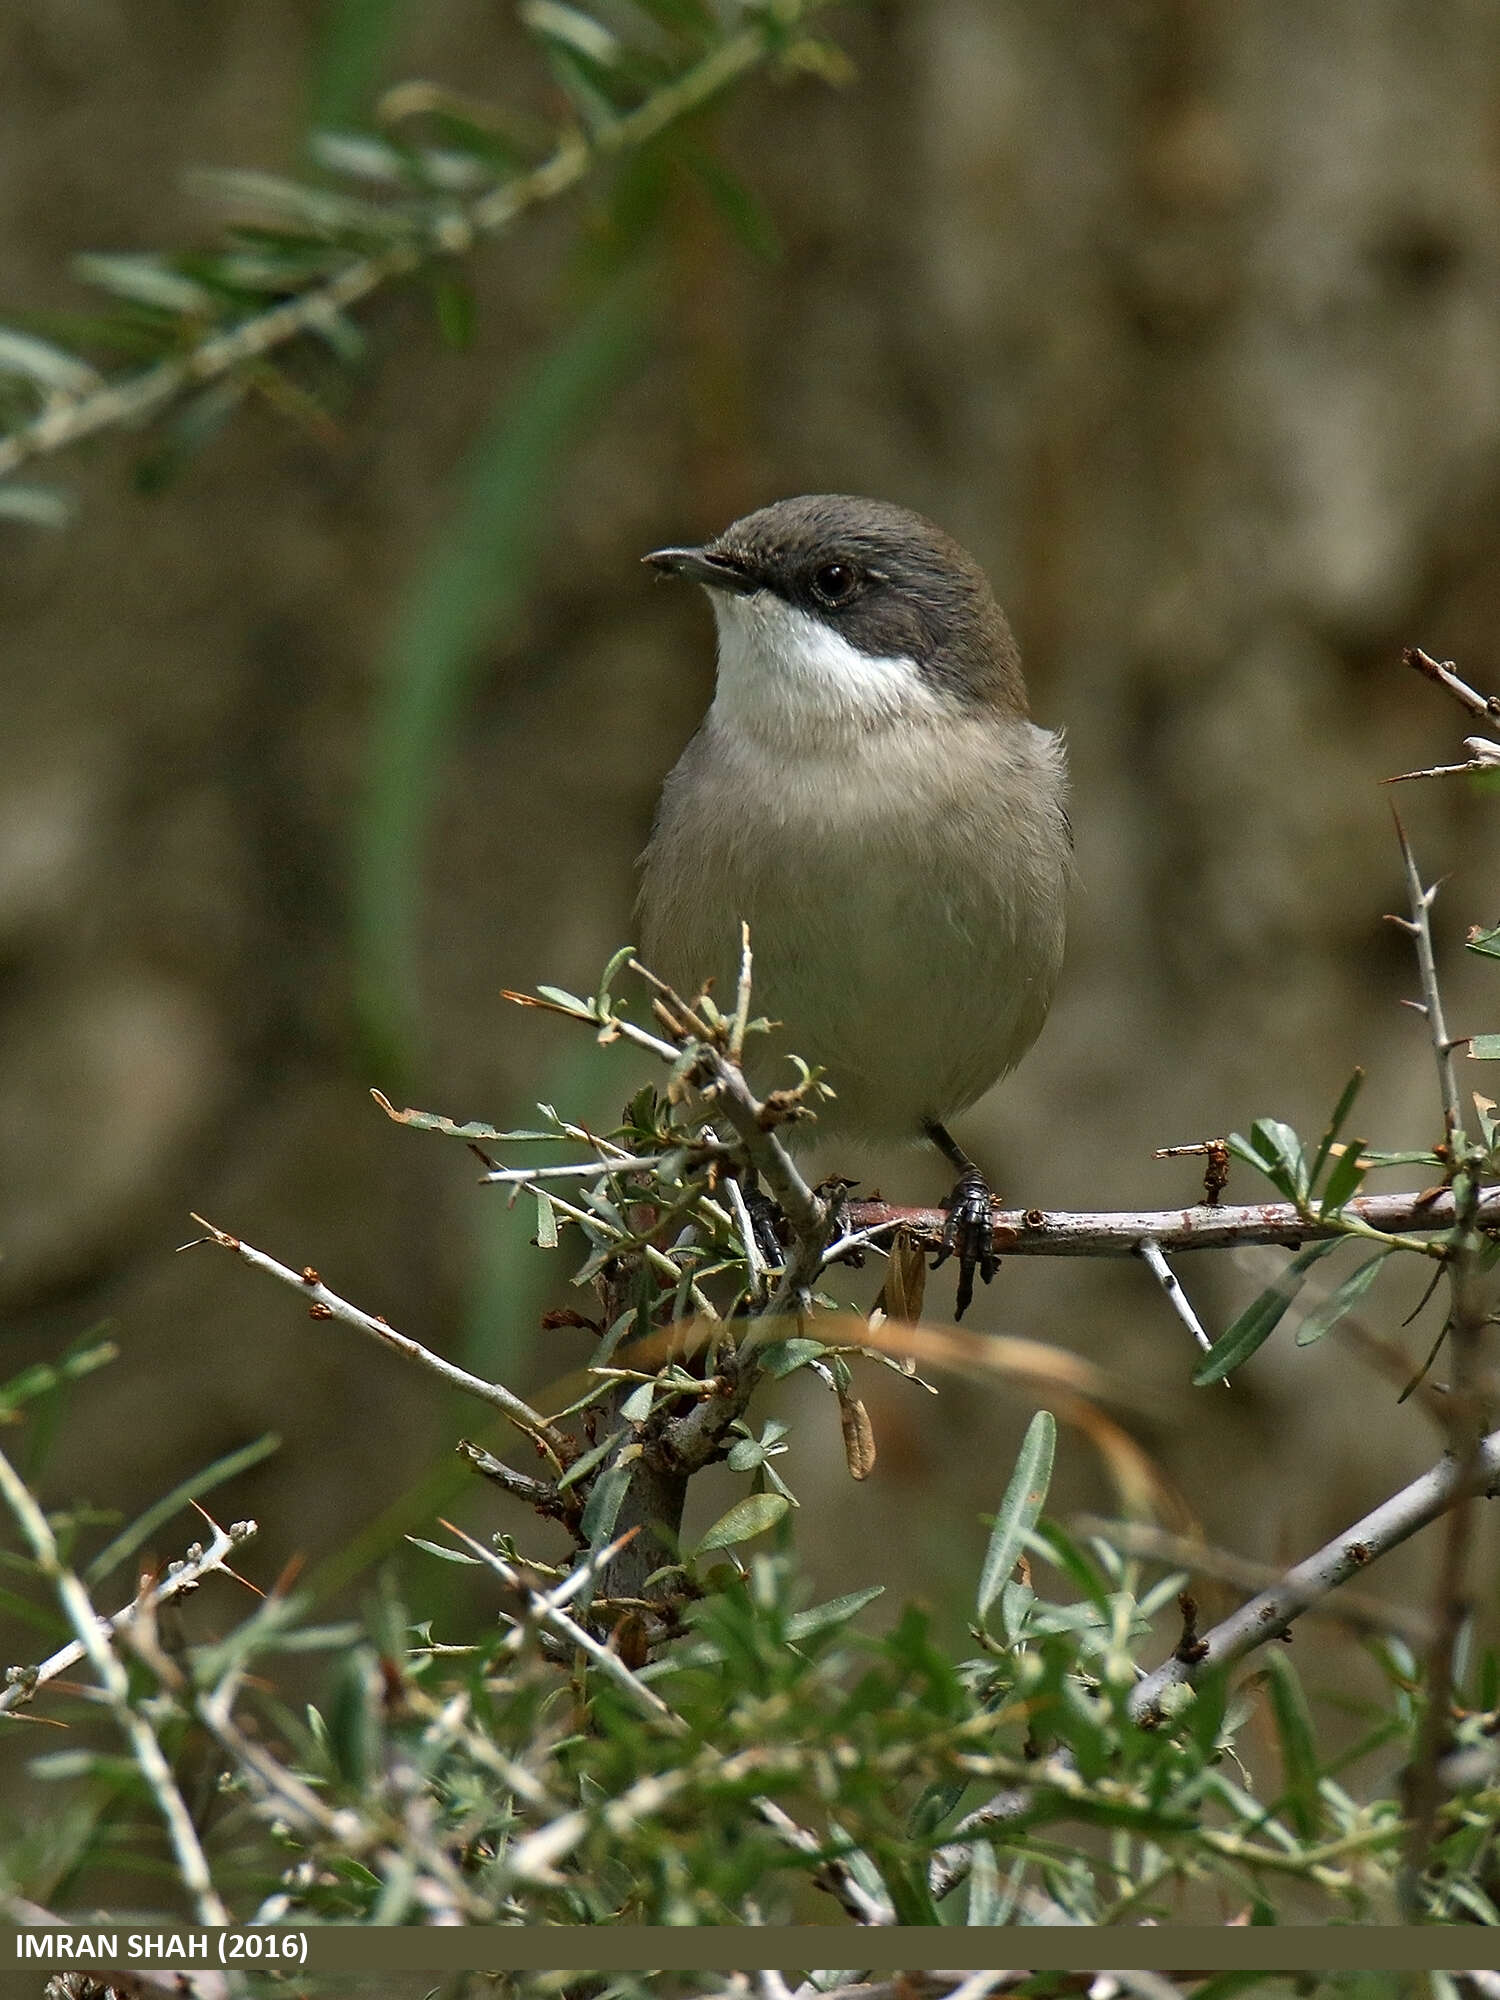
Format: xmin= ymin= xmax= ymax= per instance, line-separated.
xmin=742 ymin=1185 xmax=787 ymax=1268
xmin=932 ymin=1165 xmax=999 ymax=1320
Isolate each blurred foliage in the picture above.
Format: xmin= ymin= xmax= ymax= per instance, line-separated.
xmin=0 ymin=0 xmax=849 ymax=1074
xmin=8 ymin=1358 xmax=1496 ymax=1928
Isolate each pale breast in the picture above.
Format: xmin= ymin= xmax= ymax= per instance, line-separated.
xmin=638 ymin=714 xmax=1069 ymax=1141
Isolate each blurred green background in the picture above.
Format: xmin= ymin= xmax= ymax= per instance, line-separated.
xmin=3 ymin=0 xmax=1500 ymax=1783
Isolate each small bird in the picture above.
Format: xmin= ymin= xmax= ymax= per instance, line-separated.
xmin=638 ymin=494 xmax=1071 ymax=1317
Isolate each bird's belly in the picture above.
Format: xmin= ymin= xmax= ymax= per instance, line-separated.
xmin=644 ymin=789 xmax=1062 ymax=1142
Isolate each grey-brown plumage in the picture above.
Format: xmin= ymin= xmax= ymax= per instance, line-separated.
xmin=638 ymin=495 xmax=1071 ymax=1315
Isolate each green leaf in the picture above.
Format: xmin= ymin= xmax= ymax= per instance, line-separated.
xmin=130 ymin=380 xmax=245 ymax=494
xmin=618 ymin=1379 xmax=654 ymax=1423
xmin=521 ymin=0 xmax=626 ymax=67
xmin=432 ymin=275 xmax=477 ymax=350
xmin=72 ymin=253 xmax=216 ymax=316
xmin=1467 ymin=1035 xmax=1500 ymax=1061
xmin=84 ymin=1432 xmax=280 ymax=1588
xmin=1191 ymin=1239 xmax=1342 ymax=1385
xmin=306 ymin=129 xmax=408 ymax=185
xmin=1 ymin=1339 xmax=117 ymax=1414
xmin=534 ymin=1188 xmax=559 ymax=1249
xmin=1317 ymin=1139 xmax=1368 ymax=1216
xmin=579 ymin=1456 xmax=634 ymax=1547
xmin=681 ymin=147 xmax=780 ymax=259
xmin=692 ymin=1490 xmax=789 ymax=1556
xmin=1468 ymin=924 xmax=1500 ymax=960
xmin=964 ymin=1837 xmax=1001 ymax=1923
xmin=0 ymin=484 xmax=76 ymax=529
xmin=1262 ymin=1649 xmax=1321 ymax=1839
xmin=1023 ymin=1520 xmax=1112 ymax=1616
xmin=1228 ymin=1118 xmax=1307 ymax=1199
xmin=785 ymin=1584 xmax=883 ymax=1644
xmin=1308 ymin=1067 xmax=1364 ymax=1193
xmin=1190 ymin=1978 xmax=1283 ymax=2000
xmin=404 ymin=1534 xmax=481 ymax=1564
xmin=976 ymin=1410 xmax=1056 ymax=1626
xmin=0 ymin=327 xmax=101 ymax=395
xmin=756 ymin=1337 xmax=825 ymax=1378
xmin=596 ymin=942 xmax=636 ymax=1021
xmin=307 ymin=0 xmax=413 ymax=133
xmin=189 ymin=168 xmax=413 ymax=242
xmin=30 ymin=1752 xmax=142 ymax=1784
xmin=871 ymin=1851 xmax=941 ymax=1925
xmin=534 ymin=983 xmax=592 ymax=1016
xmin=555 ymin=1426 xmax=626 ymax=1492
xmin=1354 ymin=1146 xmax=1442 ymax=1168
xmin=1294 ymin=1250 xmax=1392 ymax=1346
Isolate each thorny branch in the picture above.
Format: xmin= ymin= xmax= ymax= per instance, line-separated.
xmin=1390 ymin=814 xmax=1468 ymax=1157
xmin=1127 ymin=1423 xmax=1500 ymax=1724
xmin=1389 ymin=646 xmax=1500 ymax=780
xmin=184 ymin=1212 xmax=568 ymax=1454
xmin=0 ymin=1447 xmax=231 ymax=1925
xmin=836 ymin=1187 xmax=1498 ymax=1261
xmin=0 ymin=1514 xmax=257 ymax=1717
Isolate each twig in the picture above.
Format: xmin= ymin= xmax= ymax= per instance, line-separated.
xmin=724 ymin=1170 xmax=769 ymax=1302
xmin=623 ymin=956 xmax=832 ymax=1286
xmin=1390 ymin=814 xmax=1468 ymax=1155
xmin=1386 ymin=743 xmax=1500 ymax=784
xmin=729 ymin=919 xmax=755 ymax=1063
xmin=1400 ymin=646 xmax=1500 ymax=725
xmin=479 ymin=1152 xmax=667 ymax=1183
xmin=1071 ymin=1516 xmax=1433 ymax=1644
xmin=0 ymin=8 xmax=826 ymax=484
xmin=749 ymin=1796 xmax=894 ymax=1925
xmin=436 ymin=1519 xmax=686 ymax=1729
xmin=1136 ymin=1238 xmax=1225 ymax=1384
xmin=185 ymin=1214 xmax=567 ymax=1449
xmin=1400 ymin=1179 xmax=1491 ymax=1907
xmin=1 ymin=1515 xmax=257 ymax=1717
xmin=487 ymin=1525 xmax=651 ymax=1653
xmin=927 ymin=1788 xmax=1033 ymax=1900
xmin=1128 ymin=1425 xmax=1500 ymax=1724
xmin=839 ymin=1188 xmax=1497 ymax=1259
xmin=0 ymin=1445 xmax=230 ymax=1925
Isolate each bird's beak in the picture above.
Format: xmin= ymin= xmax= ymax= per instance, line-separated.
xmin=642 ymin=545 xmax=760 ymax=596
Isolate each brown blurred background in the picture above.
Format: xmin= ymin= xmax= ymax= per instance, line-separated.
xmin=3 ymin=0 xmax=1500 ymax=1755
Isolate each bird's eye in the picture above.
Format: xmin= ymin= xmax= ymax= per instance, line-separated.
xmin=811 ymin=561 xmax=860 ymax=606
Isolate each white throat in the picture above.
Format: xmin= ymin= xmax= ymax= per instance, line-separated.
xmin=706 ymin=590 xmax=947 ymax=749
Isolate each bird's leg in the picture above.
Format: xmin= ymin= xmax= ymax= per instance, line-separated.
xmin=924 ymin=1120 xmax=999 ymax=1320
xmin=739 ymin=1177 xmax=787 ymax=1268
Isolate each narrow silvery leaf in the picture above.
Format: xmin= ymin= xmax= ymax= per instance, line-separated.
xmin=0 ymin=328 xmax=101 ymax=395
xmin=1294 ymin=1250 xmax=1391 ymax=1345
xmin=73 ymin=253 xmax=216 ymax=315
xmin=693 ymin=1490 xmax=788 ymax=1556
xmin=520 ymin=0 xmax=624 ymax=65
xmin=1192 ymin=1238 xmax=1341 ymax=1384
xmin=0 ymin=485 xmax=76 ymax=529
xmin=976 ymin=1409 xmax=1055 ymax=1625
